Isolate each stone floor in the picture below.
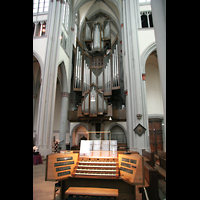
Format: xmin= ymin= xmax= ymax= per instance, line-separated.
xmin=33 ymin=160 xmax=59 ymax=200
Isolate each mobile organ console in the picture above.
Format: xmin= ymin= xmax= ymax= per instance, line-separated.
xmin=45 ymin=141 xmax=144 ymax=200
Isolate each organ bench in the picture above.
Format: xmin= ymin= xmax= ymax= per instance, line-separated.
xmin=65 ymin=187 xmax=118 ymax=199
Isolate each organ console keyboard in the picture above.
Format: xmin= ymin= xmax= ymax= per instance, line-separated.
xmin=72 ymin=151 xmax=119 ymax=179
xmin=46 ymin=151 xmax=144 ymax=184
xmin=45 ymin=141 xmax=144 ymax=199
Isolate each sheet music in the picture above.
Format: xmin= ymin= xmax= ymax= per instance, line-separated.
xmin=110 ymin=140 xmax=117 ymax=152
xmin=102 ymin=140 xmax=109 ymax=151
xmin=80 ymin=140 xmax=90 ymax=156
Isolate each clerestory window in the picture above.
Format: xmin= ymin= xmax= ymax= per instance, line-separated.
xmin=33 ymin=0 xmax=49 ymax=14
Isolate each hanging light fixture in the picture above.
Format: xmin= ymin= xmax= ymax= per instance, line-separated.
xmin=109 ymin=116 xmax=112 ymax=121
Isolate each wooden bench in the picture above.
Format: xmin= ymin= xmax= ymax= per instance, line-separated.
xmin=65 ymin=187 xmax=118 ymax=199
xmin=154 ymin=150 xmax=166 ymax=179
xmin=157 ymin=150 xmax=166 ymax=170
xmin=154 ymin=164 xmax=166 ymax=179
xmin=157 ymin=149 xmax=166 ymax=159
xmin=142 ymin=149 xmax=155 ymax=168
xmin=138 ymin=161 xmax=159 ymax=200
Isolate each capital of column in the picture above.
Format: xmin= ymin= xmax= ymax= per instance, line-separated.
xmin=61 ymin=92 xmax=70 ymax=98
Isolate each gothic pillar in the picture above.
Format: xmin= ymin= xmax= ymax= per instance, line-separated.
xmin=151 ymin=0 xmax=166 ymax=151
xmin=39 ymin=21 xmax=44 ymax=36
xmin=59 ymin=92 xmax=70 ymax=151
xmin=33 ymin=22 xmax=39 ymax=37
xmin=122 ymin=0 xmax=150 ymax=154
xmin=36 ymin=0 xmax=64 ymax=157
xmin=33 ymin=93 xmax=38 ymax=126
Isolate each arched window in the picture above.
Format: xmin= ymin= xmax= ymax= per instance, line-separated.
xmin=141 ymin=14 xmax=148 ymax=28
xmin=62 ymin=0 xmax=70 ymax=32
xmin=149 ymin=14 xmax=154 ymax=27
xmin=140 ymin=11 xmax=154 ymax=28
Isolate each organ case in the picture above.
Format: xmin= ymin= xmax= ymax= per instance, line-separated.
xmin=73 ymin=20 xmax=121 ymax=118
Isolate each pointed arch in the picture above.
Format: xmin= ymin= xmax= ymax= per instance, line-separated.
xmin=57 ymin=61 xmax=68 ymax=92
xmin=33 ymin=50 xmax=43 ymax=77
xmin=70 ymin=123 xmax=89 ymax=147
xmin=107 ymin=123 xmax=127 ymax=144
xmin=140 ymin=42 xmax=157 ymax=73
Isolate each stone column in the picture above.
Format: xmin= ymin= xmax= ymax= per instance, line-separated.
xmin=151 ymin=0 xmax=166 ymax=151
xmin=39 ymin=21 xmax=44 ymax=36
xmin=33 ymin=22 xmax=39 ymax=37
xmin=36 ymin=0 xmax=64 ymax=157
xmin=122 ymin=0 xmax=150 ymax=154
xmin=59 ymin=92 xmax=70 ymax=151
xmin=33 ymin=93 xmax=38 ymax=126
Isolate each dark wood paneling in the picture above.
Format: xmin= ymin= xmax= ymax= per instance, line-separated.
xmin=149 ymin=119 xmax=163 ymax=154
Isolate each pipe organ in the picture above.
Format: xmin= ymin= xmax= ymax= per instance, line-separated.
xmin=73 ymin=17 xmax=120 ymax=118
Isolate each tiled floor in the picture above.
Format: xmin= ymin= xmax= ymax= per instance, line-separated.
xmin=33 ymin=160 xmax=59 ymax=200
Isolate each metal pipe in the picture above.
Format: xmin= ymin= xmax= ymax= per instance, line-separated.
xmin=143 ymin=187 xmax=149 ymax=200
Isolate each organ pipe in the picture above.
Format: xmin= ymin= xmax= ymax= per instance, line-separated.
xmin=85 ymin=23 xmax=91 ymax=40
xmin=74 ymin=45 xmax=83 ymax=89
xmin=112 ymin=42 xmax=119 ymax=88
xmin=104 ymin=52 xmax=111 ymax=94
xmin=93 ymin=24 xmax=100 ymax=51
xmin=84 ymin=93 xmax=89 ymax=114
xmin=98 ymin=91 xmax=103 ymax=114
xmin=104 ymin=21 xmax=110 ymax=39
xmin=90 ymin=85 xmax=97 ymax=116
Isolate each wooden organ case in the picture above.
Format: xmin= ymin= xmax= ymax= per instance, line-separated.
xmin=73 ymin=17 xmax=121 ymax=119
xmin=46 ymin=150 xmax=144 ymax=200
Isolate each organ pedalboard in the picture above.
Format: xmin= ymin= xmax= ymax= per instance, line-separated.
xmin=45 ymin=150 xmax=144 ymax=186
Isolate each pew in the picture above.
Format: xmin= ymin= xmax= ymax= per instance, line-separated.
xmin=138 ymin=161 xmax=159 ymax=200
xmin=157 ymin=150 xmax=166 ymax=170
xmin=142 ymin=149 xmax=155 ymax=168
xmin=154 ymin=150 xmax=166 ymax=179
xmin=157 ymin=149 xmax=166 ymax=159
